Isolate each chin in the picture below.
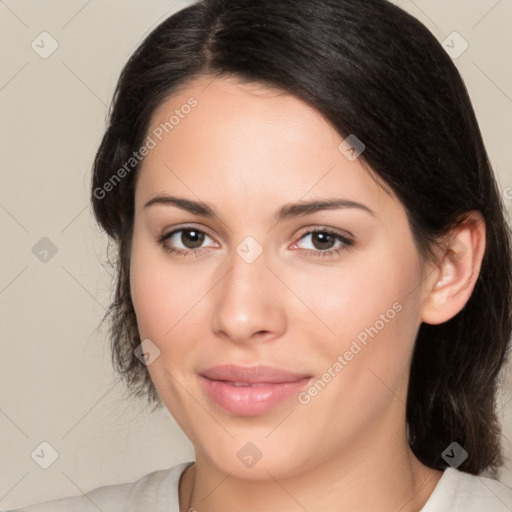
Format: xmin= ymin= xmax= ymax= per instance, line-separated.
xmin=190 ymin=427 xmax=320 ymax=482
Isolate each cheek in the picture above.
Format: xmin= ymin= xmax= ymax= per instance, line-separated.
xmin=130 ymin=254 xmax=171 ymax=340
xmin=293 ymin=244 xmax=421 ymax=349
xmin=297 ymin=241 xmax=423 ymax=413
xmin=129 ymin=234 xmax=200 ymax=342
xmin=129 ymin=238 xmax=198 ymax=409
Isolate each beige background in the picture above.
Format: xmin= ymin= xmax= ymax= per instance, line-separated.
xmin=1 ymin=0 xmax=511 ymax=508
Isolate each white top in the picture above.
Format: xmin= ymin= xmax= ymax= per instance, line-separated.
xmin=5 ymin=462 xmax=512 ymax=511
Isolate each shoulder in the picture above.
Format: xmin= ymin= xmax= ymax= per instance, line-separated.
xmin=4 ymin=461 xmax=193 ymax=512
xmin=421 ymin=467 xmax=512 ymax=511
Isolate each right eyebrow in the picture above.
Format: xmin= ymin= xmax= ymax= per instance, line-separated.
xmin=144 ymin=195 xmax=215 ymax=217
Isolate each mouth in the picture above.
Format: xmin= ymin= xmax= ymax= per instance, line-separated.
xmin=198 ymin=364 xmax=312 ymax=416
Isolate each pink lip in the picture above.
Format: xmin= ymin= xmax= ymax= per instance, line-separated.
xmin=199 ymin=364 xmax=312 ymax=416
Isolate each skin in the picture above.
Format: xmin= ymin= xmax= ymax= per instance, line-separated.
xmin=129 ymin=75 xmax=486 ymax=511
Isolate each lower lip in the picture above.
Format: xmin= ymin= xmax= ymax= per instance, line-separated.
xmin=199 ymin=376 xmax=311 ymax=416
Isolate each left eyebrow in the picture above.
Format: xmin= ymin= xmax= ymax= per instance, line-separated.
xmin=143 ymin=195 xmax=376 ymax=220
xmin=274 ymin=198 xmax=376 ymax=221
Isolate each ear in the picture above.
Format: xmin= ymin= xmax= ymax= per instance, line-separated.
xmin=420 ymin=211 xmax=486 ymax=325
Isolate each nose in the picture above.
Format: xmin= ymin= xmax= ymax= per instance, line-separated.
xmin=211 ymin=243 xmax=287 ymax=345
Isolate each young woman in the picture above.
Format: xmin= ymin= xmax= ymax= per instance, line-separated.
xmin=10 ymin=0 xmax=512 ymax=510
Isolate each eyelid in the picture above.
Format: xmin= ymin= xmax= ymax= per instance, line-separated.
xmin=294 ymin=224 xmax=354 ymax=241
xmin=160 ymin=223 xmax=219 ymax=243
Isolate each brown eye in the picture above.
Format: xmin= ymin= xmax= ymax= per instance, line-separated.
xmin=310 ymin=231 xmax=337 ymax=251
xmin=179 ymin=229 xmax=205 ymax=249
xmin=157 ymin=227 xmax=216 ymax=256
xmin=294 ymin=228 xmax=354 ymax=258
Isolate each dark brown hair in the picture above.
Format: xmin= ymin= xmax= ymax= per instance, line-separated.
xmin=91 ymin=0 xmax=512 ymax=477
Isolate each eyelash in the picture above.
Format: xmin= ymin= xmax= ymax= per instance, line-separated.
xmin=156 ymin=225 xmax=354 ymax=259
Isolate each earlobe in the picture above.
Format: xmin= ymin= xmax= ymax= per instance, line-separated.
xmin=421 ymin=211 xmax=486 ymax=326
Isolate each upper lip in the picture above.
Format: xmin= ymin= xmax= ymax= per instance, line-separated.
xmin=200 ymin=364 xmax=311 ymax=384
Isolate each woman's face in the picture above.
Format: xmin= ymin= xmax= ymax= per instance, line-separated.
xmin=130 ymin=75 xmax=432 ymax=479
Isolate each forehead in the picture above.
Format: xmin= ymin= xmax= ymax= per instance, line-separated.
xmin=148 ymin=74 xmax=342 ymax=158
xmin=135 ymin=75 xmax=398 ymax=218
